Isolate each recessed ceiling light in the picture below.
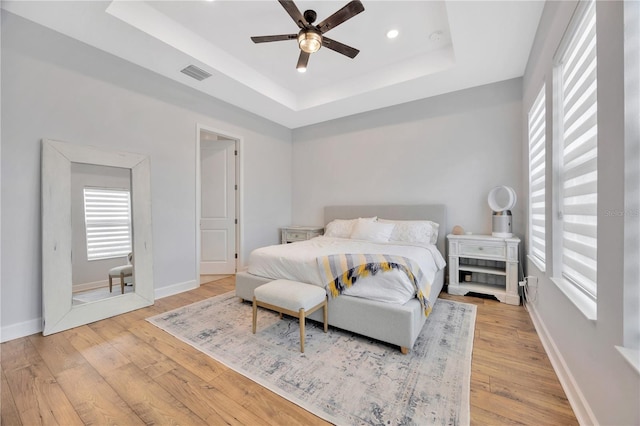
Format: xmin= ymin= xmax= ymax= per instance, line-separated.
xmin=297 ymin=67 xmax=307 ymax=73
xmin=386 ymin=29 xmax=399 ymax=39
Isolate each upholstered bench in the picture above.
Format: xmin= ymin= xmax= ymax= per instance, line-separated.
xmin=252 ymin=279 xmax=328 ymax=353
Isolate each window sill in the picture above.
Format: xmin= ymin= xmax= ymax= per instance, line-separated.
xmin=527 ymin=254 xmax=546 ymax=273
xmin=615 ymin=346 xmax=640 ymax=375
xmin=551 ymin=277 xmax=597 ymax=321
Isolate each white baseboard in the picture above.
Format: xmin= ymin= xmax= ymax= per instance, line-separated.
xmin=1 ymin=279 xmax=199 ymax=343
xmin=72 ymin=279 xmax=110 ymax=293
xmin=154 ymin=279 xmax=199 ymax=300
xmin=526 ymin=301 xmax=597 ymax=425
xmin=1 ymin=317 xmax=42 ymax=343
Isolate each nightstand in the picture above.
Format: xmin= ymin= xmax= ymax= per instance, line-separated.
xmin=447 ymin=234 xmax=520 ymax=305
xmin=280 ymin=226 xmax=324 ymax=244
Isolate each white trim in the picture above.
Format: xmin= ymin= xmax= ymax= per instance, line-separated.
xmin=195 ymin=124 xmax=243 ymax=278
xmin=623 ymin=0 xmax=640 ymax=353
xmin=551 ymin=276 xmax=597 ymax=321
xmin=527 ymin=254 xmax=546 ymax=274
xmin=0 ymin=318 xmax=42 ymax=343
xmin=615 ymin=346 xmax=640 ymax=375
xmin=0 ymin=277 xmax=199 ymax=342
xmin=0 ymin=0 xmax=3 ymax=348
xmin=154 ymin=279 xmax=199 ymax=300
xmin=72 ymin=279 xmax=110 ymax=293
xmin=526 ymin=301 xmax=598 ymax=426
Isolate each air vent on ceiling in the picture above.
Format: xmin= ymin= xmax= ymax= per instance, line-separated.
xmin=180 ymin=65 xmax=212 ymax=81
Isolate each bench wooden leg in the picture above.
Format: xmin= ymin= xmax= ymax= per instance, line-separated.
xmin=120 ymin=272 xmax=125 ymax=294
xmin=323 ymin=298 xmax=328 ymax=333
xmin=252 ymin=297 xmax=257 ymax=334
xmin=253 ymin=292 xmax=326 ymax=353
xmin=109 ymin=276 xmax=113 ymax=293
xmin=299 ymin=308 xmax=305 ymax=353
xmin=400 ymin=347 xmax=409 ymax=355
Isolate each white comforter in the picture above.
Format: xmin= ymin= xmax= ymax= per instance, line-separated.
xmin=247 ymin=236 xmax=446 ymax=305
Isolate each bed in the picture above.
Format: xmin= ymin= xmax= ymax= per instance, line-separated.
xmin=235 ymin=204 xmax=447 ymax=353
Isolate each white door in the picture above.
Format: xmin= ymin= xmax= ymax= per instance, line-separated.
xmin=200 ymin=138 xmax=236 ymax=274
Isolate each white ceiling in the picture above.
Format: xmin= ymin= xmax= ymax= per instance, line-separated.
xmin=2 ymin=0 xmax=545 ymax=129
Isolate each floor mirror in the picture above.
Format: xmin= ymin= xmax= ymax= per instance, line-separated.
xmin=42 ymin=139 xmax=154 ymax=335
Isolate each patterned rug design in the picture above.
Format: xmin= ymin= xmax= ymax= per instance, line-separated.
xmin=147 ymin=292 xmax=476 ymax=425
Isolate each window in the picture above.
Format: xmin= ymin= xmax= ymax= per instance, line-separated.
xmin=83 ymin=188 xmax=132 ymax=261
xmin=618 ymin=0 xmax=640 ymax=365
xmin=555 ymin=0 xmax=598 ymax=300
xmin=528 ymin=85 xmax=546 ymax=267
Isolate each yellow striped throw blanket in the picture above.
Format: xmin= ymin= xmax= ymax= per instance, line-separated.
xmin=316 ymin=253 xmax=432 ymax=316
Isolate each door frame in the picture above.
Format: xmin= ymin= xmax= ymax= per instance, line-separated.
xmin=195 ymin=123 xmax=243 ymax=280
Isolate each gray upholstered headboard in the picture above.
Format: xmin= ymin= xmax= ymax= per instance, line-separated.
xmin=324 ymin=204 xmax=447 ymax=256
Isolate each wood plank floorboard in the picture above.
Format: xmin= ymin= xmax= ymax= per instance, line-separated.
xmin=1 ymin=276 xmax=577 ymax=425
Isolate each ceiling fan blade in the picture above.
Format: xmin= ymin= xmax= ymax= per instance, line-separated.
xmin=251 ymin=34 xmax=298 ymax=43
xmin=322 ymin=37 xmax=360 ymax=58
xmin=317 ymin=0 xmax=365 ymax=34
xmin=278 ymin=0 xmax=306 ymax=29
xmin=296 ymin=51 xmax=310 ymax=70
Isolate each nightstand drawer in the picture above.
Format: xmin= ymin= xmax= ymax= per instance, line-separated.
xmin=280 ymin=226 xmax=324 ymax=244
xmin=285 ymin=231 xmax=308 ymax=241
xmin=459 ymin=243 xmax=505 ymax=258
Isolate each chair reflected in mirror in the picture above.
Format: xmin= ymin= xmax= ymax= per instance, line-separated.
xmin=108 ymin=252 xmax=133 ymax=294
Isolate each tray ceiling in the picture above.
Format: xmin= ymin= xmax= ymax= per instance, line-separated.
xmin=2 ymin=1 xmax=545 ymax=129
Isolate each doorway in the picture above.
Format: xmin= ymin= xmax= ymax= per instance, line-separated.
xmin=196 ymin=126 xmax=240 ymax=276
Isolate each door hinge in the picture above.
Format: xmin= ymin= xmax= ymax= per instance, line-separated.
xmin=235 ymin=218 xmax=238 ymax=224
xmin=235 ymin=253 xmax=238 ymax=259
xmin=234 ymin=150 xmax=238 ymax=156
xmin=235 ymin=184 xmax=238 ymax=190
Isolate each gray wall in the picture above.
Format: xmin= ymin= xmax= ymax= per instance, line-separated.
xmin=522 ymin=1 xmax=639 ymax=424
xmin=291 ymin=78 xmax=524 ymax=237
xmin=1 ymin=11 xmax=292 ymax=339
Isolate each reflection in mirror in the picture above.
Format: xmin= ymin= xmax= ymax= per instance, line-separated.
xmin=42 ymin=139 xmax=154 ymax=336
xmin=71 ymin=163 xmax=134 ymax=305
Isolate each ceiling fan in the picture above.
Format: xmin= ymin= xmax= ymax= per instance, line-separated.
xmin=251 ymin=0 xmax=365 ymax=72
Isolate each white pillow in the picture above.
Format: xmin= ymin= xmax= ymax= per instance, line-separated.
xmin=350 ymin=220 xmax=395 ymax=242
xmin=324 ymin=217 xmax=376 ymax=238
xmin=378 ymin=219 xmax=439 ymax=245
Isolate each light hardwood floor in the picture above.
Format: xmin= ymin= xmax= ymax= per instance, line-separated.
xmin=1 ymin=276 xmax=577 ymax=425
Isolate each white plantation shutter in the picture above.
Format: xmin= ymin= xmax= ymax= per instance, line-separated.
xmin=558 ymin=0 xmax=597 ymax=298
xmin=529 ymin=86 xmax=546 ymax=265
xmin=84 ymin=188 xmax=132 ymax=261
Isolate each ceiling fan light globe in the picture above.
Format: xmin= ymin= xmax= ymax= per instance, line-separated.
xmin=298 ymin=31 xmax=322 ymax=53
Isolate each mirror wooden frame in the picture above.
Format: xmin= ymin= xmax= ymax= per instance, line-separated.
xmin=42 ymin=139 xmax=154 ymax=335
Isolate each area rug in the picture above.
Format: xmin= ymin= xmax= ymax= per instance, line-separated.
xmin=147 ymin=292 xmax=476 ymax=425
